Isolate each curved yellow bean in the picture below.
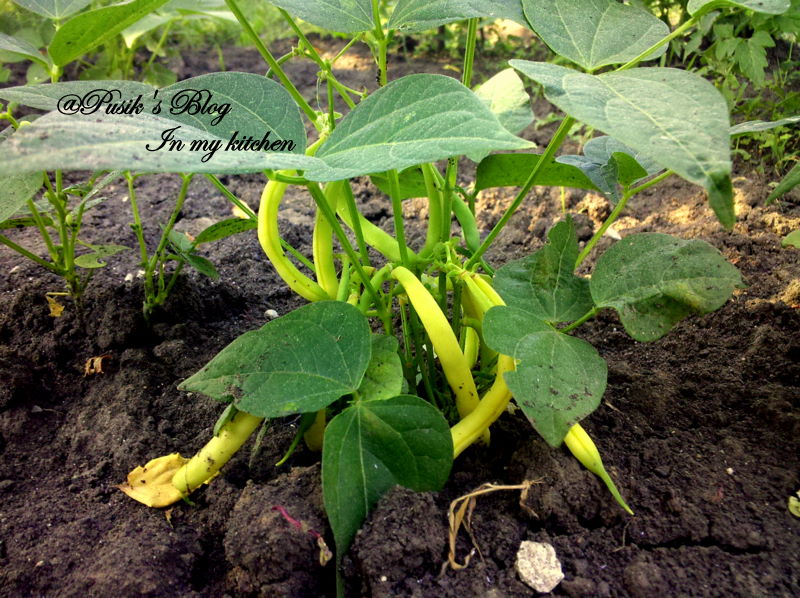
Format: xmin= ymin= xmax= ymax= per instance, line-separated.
xmin=391 ymin=266 xmax=480 ymax=418
xmin=258 ymin=178 xmax=328 ymax=302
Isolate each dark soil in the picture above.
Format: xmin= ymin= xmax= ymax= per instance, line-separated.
xmin=1 ymin=36 xmax=799 ymax=598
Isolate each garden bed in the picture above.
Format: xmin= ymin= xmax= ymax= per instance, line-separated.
xmin=1 ymin=38 xmax=799 ymax=598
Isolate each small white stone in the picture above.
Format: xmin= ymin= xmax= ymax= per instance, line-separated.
xmin=379 ymin=575 xmax=387 ymax=583
xmin=265 ymin=309 xmax=279 ymax=319
xmin=124 ymin=272 xmax=134 ymax=283
xmin=726 ymin=467 xmax=734 ymax=475
xmin=136 ymin=269 xmax=145 ymax=279
xmin=515 ymin=541 xmax=564 ymax=593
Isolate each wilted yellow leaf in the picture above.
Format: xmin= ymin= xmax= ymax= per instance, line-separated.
xmin=45 ymin=295 xmax=65 ymax=317
xmin=119 ymin=453 xmax=189 ymax=508
xmin=231 ymin=205 xmax=251 ymax=219
xmin=83 ymin=354 xmax=112 ymax=376
xmin=789 ymin=492 xmax=800 ymax=518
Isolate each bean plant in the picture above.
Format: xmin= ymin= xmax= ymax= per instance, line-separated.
xmin=2 ymin=0 xmax=788 ymax=580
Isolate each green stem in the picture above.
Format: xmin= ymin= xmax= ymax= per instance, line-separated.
xmin=204 ymin=174 xmax=256 ymax=219
xmin=371 ymin=0 xmax=387 ymax=86
xmin=341 ymin=180 xmax=371 ymax=266
xmin=307 ymin=182 xmax=389 ymax=329
xmin=0 ymin=233 xmax=61 ymax=273
xmin=387 ymin=169 xmax=411 ymax=267
xmin=282 ymin=238 xmax=317 ymax=273
xmin=332 ymin=34 xmax=363 ymax=64
xmin=461 ymin=18 xmax=478 ymax=88
xmin=223 ymin=0 xmax=319 ymax=126
xmin=148 ymin=174 xmax=192 ymax=275
xmin=466 ymin=116 xmax=575 ymax=269
xmin=617 ymin=15 xmax=700 ymax=72
xmin=125 ymin=173 xmax=150 ymax=272
xmin=26 ymin=195 xmax=59 ymax=263
xmin=421 ymin=163 xmax=443 ymax=254
xmin=143 ymin=19 xmax=173 ymax=74
xmin=559 ymin=307 xmax=599 ymax=334
xmin=575 ymin=170 xmax=673 ymax=268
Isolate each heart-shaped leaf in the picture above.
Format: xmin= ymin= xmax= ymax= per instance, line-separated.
xmin=0 ymin=111 xmax=319 ymax=175
xmin=389 ymin=0 xmax=527 ymax=32
xmin=266 ymin=0 xmax=374 ymax=33
xmin=0 ymin=72 xmax=307 ymax=154
xmin=511 ymin=61 xmax=734 ymax=228
xmin=494 ymin=218 xmax=593 ymax=323
xmin=357 ymin=335 xmax=405 ymax=402
xmin=521 ymin=0 xmax=669 ymax=70
xmin=323 ymin=395 xmax=452 ymax=557
xmin=0 ymin=172 xmax=42 ymax=223
xmin=13 ymin=0 xmax=93 ymax=19
xmin=470 ymin=68 xmax=533 ymax=162
xmin=484 ymin=307 xmax=607 ymax=446
xmin=687 ymin=0 xmax=790 ymax=15
xmin=49 ymin=0 xmax=171 ymax=66
xmin=73 ymin=243 xmax=128 ymax=268
xmin=556 ymin=135 xmax=661 ymax=201
xmin=475 ymin=152 xmax=598 ymax=192
xmin=0 ymin=33 xmax=51 ymax=69
xmin=194 ymin=218 xmax=257 ymax=245
xmin=590 ymin=233 xmax=743 ymax=341
xmin=179 ymin=301 xmax=372 ymax=417
xmin=312 ymin=74 xmax=533 ymax=181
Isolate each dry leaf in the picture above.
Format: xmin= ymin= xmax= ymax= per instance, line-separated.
xmin=119 ymin=453 xmax=189 ymax=508
xmin=442 ymin=480 xmax=541 ymax=574
xmin=83 ymin=354 xmax=112 ymax=376
xmin=45 ymin=294 xmax=65 ymax=317
xmin=231 ymin=205 xmax=251 ymax=219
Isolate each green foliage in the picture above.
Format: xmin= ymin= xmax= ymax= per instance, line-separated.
xmin=312 ymin=74 xmax=533 ymax=180
xmin=484 ymin=306 xmax=607 ymax=447
xmin=1 ymin=0 xmax=753 ymax=569
xmin=590 ymin=234 xmax=744 ymax=341
xmin=180 ymin=302 xmax=372 ymax=416
xmin=511 ymin=60 xmax=735 ymax=227
xmin=322 ymin=395 xmax=452 ymax=559
xmin=493 ymin=219 xmax=592 ymax=323
xmin=522 ymin=0 xmax=670 ymax=70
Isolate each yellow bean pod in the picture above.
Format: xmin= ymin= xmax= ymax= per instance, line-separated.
xmin=258 ymin=178 xmax=328 ymax=302
xmin=564 ymin=423 xmax=634 ymax=515
xmin=391 ymin=266 xmax=480 ymax=418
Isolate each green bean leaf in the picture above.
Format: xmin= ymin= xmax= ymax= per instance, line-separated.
xmin=389 ymin=0 xmax=526 ymax=32
xmin=0 ymin=33 xmax=51 ymax=69
xmin=767 ymin=162 xmax=800 ymax=203
xmin=494 ymin=218 xmax=593 ymax=323
xmin=179 ymin=302 xmax=372 ymax=417
xmin=474 ymin=153 xmax=598 ymax=192
xmin=687 ymin=0 xmax=790 ymax=15
xmin=49 ymin=0 xmax=171 ymax=66
xmin=0 ymin=172 xmax=42 ymax=223
xmin=590 ymin=233 xmax=743 ymax=341
xmin=13 ymin=0 xmax=92 ymax=19
xmin=521 ymin=0 xmax=669 ymax=70
xmin=194 ymin=218 xmax=257 ymax=245
xmin=511 ymin=62 xmax=734 ymax=228
xmin=266 ymin=0 xmax=374 ymax=33
xmin=73 ymin=243 xmax=128 ymax=269
xmin=484 ymin=307 xmax=607 ymax=446
xmin=357 ymin=335 xmax=405 ymax=402
xmin=323 ymin=395 xmax=452 ymax=558
xmin=0 ymin=112 xmax=318 ymax=175
xmin=313 ymin=74 xmax=533 ymax=181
